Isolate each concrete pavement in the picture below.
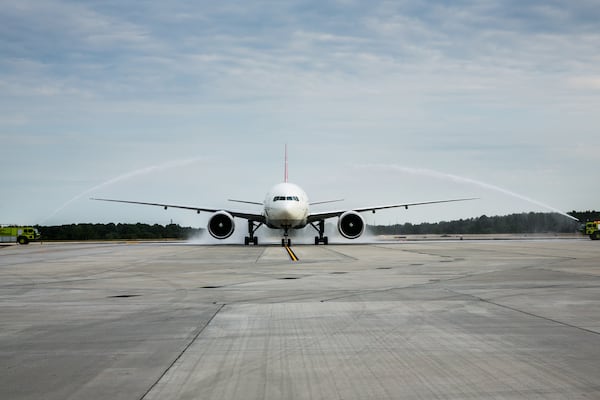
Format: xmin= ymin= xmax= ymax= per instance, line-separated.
xmin=1 ymin=239 xmax=599 ymax=399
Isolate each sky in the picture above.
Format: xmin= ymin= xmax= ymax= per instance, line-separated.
xmin=1 ymin=0 xmax=599 ymax=229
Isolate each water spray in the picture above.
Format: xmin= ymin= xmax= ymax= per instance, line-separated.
xmin=40 ymin=157 xmax=205 ymax=224
xmin=362 ymin=164 xmax=579 ymax=222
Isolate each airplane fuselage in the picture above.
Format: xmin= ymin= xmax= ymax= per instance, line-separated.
xmin=263 ymin=182 xmax=309 ymax=229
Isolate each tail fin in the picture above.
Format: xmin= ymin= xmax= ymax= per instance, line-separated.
xmin=284 ymin=144 xmax=288 ymax=182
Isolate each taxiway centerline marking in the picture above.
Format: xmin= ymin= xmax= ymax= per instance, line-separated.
xmin=284 ymin=245 xmax=299 ymax=261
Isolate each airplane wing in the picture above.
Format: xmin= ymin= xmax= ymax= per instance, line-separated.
xmin=90 ymin=198 xmax=266 ymax=223
xmin=309 ymin=199 xmax=344 ymax=206
xmin=307 ymin=198 xmax=478 ymax=223
xmin=228 ymin=199 xmax=264 ymax=206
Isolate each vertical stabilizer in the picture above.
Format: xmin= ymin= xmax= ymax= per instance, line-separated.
xmin=284 ymin=144 xmax=288 ymax=182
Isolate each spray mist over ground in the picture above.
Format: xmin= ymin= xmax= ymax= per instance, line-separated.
xmin=186 ymin=223 xmax=377 ymax=245
xmin=41 ymin=157 xmax=205 ymax=224
xmin=361 ymin=164 xmax=579 ymax=222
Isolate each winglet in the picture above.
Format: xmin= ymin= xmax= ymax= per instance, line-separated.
xmin=284 ymin=144 xmax=288 ymax=183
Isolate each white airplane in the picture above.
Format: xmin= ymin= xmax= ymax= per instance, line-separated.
xmin=92 ymin=148 xmax=475 ymax=246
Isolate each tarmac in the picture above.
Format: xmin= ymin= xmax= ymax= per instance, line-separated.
xmin=1 ymin=238 xmax=599 ymax=399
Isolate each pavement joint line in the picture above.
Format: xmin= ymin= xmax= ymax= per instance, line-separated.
xmin=254 ymin=247 xmax=267 ymax=263
xmin=444 ymin=288 xmax=600 ymax=337
xmin=139 ymin=303 xmax=225 ymax=400
xmin=319 ymin=246 xmax=359 ymax=261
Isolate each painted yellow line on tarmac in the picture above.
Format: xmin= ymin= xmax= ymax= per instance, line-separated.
xmin=284 ymin=245 xmax=299 ymax=261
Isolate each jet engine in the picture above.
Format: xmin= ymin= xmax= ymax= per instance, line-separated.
xmin=337 ymin=211 xmax=365 ymax=239
xmin=208 ymin=211 xmax=235 ymax=239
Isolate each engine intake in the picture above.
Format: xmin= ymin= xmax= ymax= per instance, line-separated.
xmin=208 ymin=211 xmax=235 ymax=239
xmin=338 ymin=211 xmax=365 ymax=239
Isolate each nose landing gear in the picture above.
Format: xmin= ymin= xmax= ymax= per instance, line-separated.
xmin=281 ymin=227 xmax=291 ymax=247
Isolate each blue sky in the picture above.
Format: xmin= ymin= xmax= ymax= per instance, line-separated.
xmin=1 ymin=1 xmax=599 ymax=227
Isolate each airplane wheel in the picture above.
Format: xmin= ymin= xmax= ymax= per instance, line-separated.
xmin=244 ymin=237 xmax=249 ymax=245
xmin=281 ymin=239 xmax=285 ymax=247
xmin=315 ymin=236 xmax=319 ymax=245
xmin=324 ymin=237 xmax=328 ymax=245
xmin=253 ymin=237 xmax=258 ymax=245
xmin=287 ymin=239 xmax=291 ymax=246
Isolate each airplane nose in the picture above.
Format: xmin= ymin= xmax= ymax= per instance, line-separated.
xmin=278 ymin=207 xmax=295 ymax=219
xmin=272 ymin=203 xmax=301 ymax=221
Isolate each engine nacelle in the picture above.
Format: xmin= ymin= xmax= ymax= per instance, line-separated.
xmin=208 ymin=211 xmax=235 ymax=239
xmin=338 ymin=211 xmax=365 ymax=239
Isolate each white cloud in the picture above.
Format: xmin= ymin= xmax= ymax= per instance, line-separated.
xmin=567 ymin=76 xmax=600 ymax=90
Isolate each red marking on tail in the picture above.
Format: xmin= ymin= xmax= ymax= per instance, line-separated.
xmin=284 ymin=144 xmax=288 ymax=182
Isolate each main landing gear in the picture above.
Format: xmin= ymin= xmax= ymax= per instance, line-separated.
xmin=244 ymin=220 xmax=262 ymax=245
xmin=310 ymin=220 xmax=328 ymax=245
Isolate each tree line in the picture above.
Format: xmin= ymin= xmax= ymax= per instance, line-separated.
xmin=35 ymin=211 xmax=597 ymax=240
xmin=37 ymin=223 xmax=201 ymax=240
xmin=369 ymin=211 xmax=594 ymax=236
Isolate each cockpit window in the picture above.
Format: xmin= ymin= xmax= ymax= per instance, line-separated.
xmin=273 ymin=196 xmax=300 ymax=201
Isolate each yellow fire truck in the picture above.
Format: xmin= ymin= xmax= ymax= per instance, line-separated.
xmin=582 ymin=221 xmax=600 ymax=240
xmin=0 ymin=226 xmax=41 ymax=244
